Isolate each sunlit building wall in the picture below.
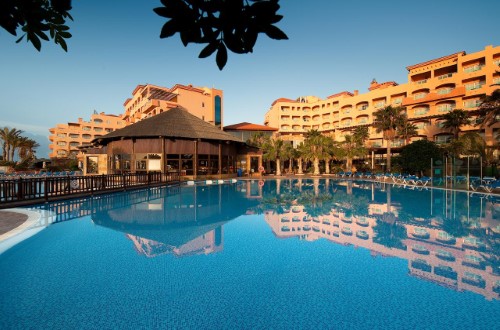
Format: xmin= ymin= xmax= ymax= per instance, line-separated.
xmin=122 ymin=83 xmax=224 ymax=128
xmin=48 ymin=112 xmax=126 ymax=159
xmin=264 ymin=45 xmax=500 ymax=150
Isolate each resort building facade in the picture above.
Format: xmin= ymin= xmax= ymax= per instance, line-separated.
xmin=122 ymin=83 xmax=223 ymax=128
xmin=264 ymin=45 xmax=500 ymax=153
xmin=48 ymin=112 xmax=126 ymax=159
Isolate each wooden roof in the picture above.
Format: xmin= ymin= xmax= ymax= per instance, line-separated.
xmin=93 ymin=107 xmax=243 ymax=144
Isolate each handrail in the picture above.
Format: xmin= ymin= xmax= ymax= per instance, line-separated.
xmin=0 ymin=172 xmax=181 ymax=207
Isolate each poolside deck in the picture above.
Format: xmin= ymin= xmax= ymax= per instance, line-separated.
xmin=0 ymin=211 xmax=28 ymax=235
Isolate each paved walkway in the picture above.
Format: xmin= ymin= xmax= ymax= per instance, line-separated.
xmin=0 ymin=211 xmax=28 ymax=236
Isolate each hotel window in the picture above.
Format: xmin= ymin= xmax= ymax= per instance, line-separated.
xmin=374 ymin=101 xmax=386 ymax=108
xmin=437 ymin=104 xmax=455 ymax=113
xmin=436 ymin=87 xmax=453 ymax=95
xmin=57 ymin=150 xmax=67 ymax=156
xmin=463 ymin=100 xmax=481 ymax=108
xmin=69 ymin=133 xmax=79 ymax=139
xmin=70 ymin=142 xmax=79 ymax=147
xmin=82 ymin=126 xmax=91 ymax=131
xmin=94 ymin=127 xmax=103 ymax=132
xmin=105 ymin=128 xmax=113 ymax=132
xmin=57 ymin=141 xmax=66 ymax=146
xmin=82 ymin=134 xmax=92 ymax=139
xmin=57 ymin=133 xmax=66 ymax=138
xmin=414 ymin=107 xmax=429 ymax=116
xmin=435 ymin=135 xmax=452 ymax=144
xmin=414 ymin=92 xmax=427 ymax=100
xmin=465 ymin=81 xmax=485 ymax=90
xmin=392 ymin=98 xmax=403 ymax=105
xmin=94 ymin=119 xmax=103 ymax=124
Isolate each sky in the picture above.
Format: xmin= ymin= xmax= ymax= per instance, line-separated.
xmin=1 ymin=0 xmax=500 ymax=158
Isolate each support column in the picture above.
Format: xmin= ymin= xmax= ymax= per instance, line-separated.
xmin=194 ymin=140 xmax=198 ymax=179
xmin=218 ymin=143 xmax=222 ymax=176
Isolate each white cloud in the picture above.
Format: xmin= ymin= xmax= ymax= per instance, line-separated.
xmin=0 ymin=121 xmax=50 ymax=136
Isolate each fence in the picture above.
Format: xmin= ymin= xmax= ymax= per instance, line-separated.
xmin=431 ymin=156 xmax=494 ymax=190
xmin=0 ymin=172 xmax=180 ymax=207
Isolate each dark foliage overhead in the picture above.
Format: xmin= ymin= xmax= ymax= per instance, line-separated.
xmin=0 ymin=0 xmax=73 ymax=51
xmin=154 ymin=0 xmax=288 ymax=69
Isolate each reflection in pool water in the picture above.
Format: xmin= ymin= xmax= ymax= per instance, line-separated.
xmin=0 ymin=178 xmax=499 ymax=329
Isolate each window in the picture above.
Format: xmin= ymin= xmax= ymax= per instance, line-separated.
xmin=435 ymin=135 xmax=452 ymax=144
xmin=437 ymin=88 xmax=453 ymax=95
xmin=437 ymin=104 xmax=455 ymax=112
xmin=414 ymin=107 xmax=429 ymax=115
xmin=105 ymin=128 xmax=113 ymax=132
xmin=94 ymin=127 xmax=103 ymax=132
xmin=465 ymin=81 xmax=485 ymax=90
xmin=82 ymin=134 xmax=92 ymax=139
xmin=57 ymin=141 xmax=66 ymax=146
xmin=69 ymin=133 xmax=79 ymax=139
xmin=57 ymin=133 xmax=66 ymax=138
xmin=94 ymin=119 xmax=103 ymax=124
xmin=463 ymin=100 xmax=481 ymax=108
xmin=82 ymin=126 xmax=91 ymax=131
xmin=414 ymin=92 xmax=427 ymax=100
xmin=70 ymin=142 xmax=79 ymax=147
xmin=214 ymin=95 xmax=222 ymax=126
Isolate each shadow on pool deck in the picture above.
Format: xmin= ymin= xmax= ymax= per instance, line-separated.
xmin=0 ymin=211 xmax=28 ymax=236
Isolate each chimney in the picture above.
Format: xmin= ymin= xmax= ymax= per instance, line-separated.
xmin=354 ymin=90 xmax=359 ymax=96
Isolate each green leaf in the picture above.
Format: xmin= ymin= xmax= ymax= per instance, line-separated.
xmin=58 ymin=31 xmax=72 ymax=39
xmin=15 ymin=34 xmax=25 ymax=43
xmin=159 ymin=19 xmax=180 ymax=38
xmin=198 ymin=41 xmax=219 ymax=58
xmin=56 ymin=36 xmax=68 ymax=52
xmin=216 ymin=43 xmax=228 ymax=70
xmin=264 ymin=25 xmax=288 ymax=40
xmin=28 ymin=33 xmax=42 ymax=51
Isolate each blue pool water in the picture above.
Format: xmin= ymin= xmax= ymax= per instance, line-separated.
xmin=1 ymin=179 xmax=499 ymax=329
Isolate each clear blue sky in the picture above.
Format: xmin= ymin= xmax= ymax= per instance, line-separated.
xmin=1 ymin=0 xmax=499 ymax=157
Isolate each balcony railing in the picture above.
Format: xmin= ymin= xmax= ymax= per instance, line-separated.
xmin=463 ymin=65 xmax=484 ymax=73
xmin=437 ymin=72 xmax=455 ymax=80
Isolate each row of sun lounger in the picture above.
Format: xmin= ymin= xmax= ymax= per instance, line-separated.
xmin=337 ymin=171 xmax=500 ymax=191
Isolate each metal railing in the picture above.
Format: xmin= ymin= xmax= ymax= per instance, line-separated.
xmin=0 ymin=172 xmax=180 ymax=207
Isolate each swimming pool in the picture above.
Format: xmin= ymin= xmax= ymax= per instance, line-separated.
xmin=1 ymin=178 xmax=499 ymax=329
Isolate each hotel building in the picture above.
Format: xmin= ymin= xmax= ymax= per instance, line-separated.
xmin=264 ymin=45 xmax=500 ymax=153
xmin=49 ymin=83 xmax=224 ymax=159
xmin=122 ymin=83 xmax=223 ymax=128
xmin=48 ymin=112 xmax=126 ymax=159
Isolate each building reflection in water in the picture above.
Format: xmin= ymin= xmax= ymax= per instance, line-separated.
xmin=257 ymin=178 xmax=500 ymax=301
xmin=90 ymin=184 xmax=258 ymax=258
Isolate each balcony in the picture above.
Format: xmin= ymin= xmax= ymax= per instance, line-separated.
xmin=402 ymin=86 xmax=465 ymax=106
xmin=463 ymin=64 xmax=484 ymax=73
xmin=437 ymin=72 xmax=455 ymax=80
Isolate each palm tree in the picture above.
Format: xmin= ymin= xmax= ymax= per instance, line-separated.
xmin=282 ymin=142 xmax=296 ymax=174
xmin=301 ymin=130 xmax=329 ymax=175
xmin=338 ymin=134 xmax=366 ymax=171
xmin=262 ymin=137 xmax=286 ymax=176
xmin=372 ymin=106 xmax=406 ymax=172
xmin=352 ymin=126 xmax=369 ymax=144
xmin=0 ymin=127 xmax=23 ymax=162
xmin=18 ymin=137 xmax=39 ymax=162
xmin=477 ymin=89 xmax=500 ymax=127
xmin=322 ymin=135 xmax=339 ymax=174
xmin=397 ymin=117 xmax=418 ymax=145
xmin=440 ymin=109 xmax=471 ymax=140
